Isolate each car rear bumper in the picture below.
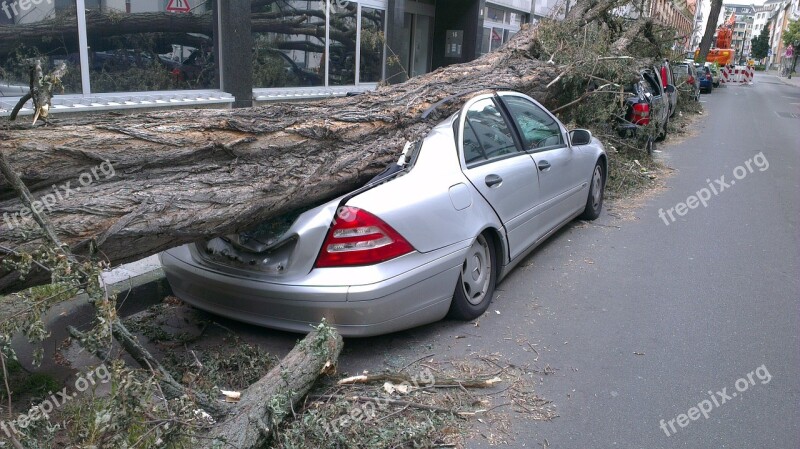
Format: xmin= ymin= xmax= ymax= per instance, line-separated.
xmin=616 ymin=123 xmax=639 ymax=137
xmin=160 ymin=243 xmax=467 ymax=337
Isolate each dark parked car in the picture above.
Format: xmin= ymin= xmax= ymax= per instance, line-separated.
xmin=158 ymin=48 xmax=214 ymax=84
xmin=617 ymin=66 xmax=671 ymax=154
xmin=697 ymin=65 xmax=713 ymax=93
xmin=673 ymin=62 xmax=700 ymax=101
xmin=263 ymin=49 xmax=323 ymax=86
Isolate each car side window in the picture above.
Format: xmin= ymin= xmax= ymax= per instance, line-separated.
xmin=462 ymin=98 xmax=518 ymax=166
xmin=501 ymin=95 xmax=564 ymax=151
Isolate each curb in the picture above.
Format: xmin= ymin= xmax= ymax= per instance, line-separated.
xmin=10 ymin=268 xmax=171 ymax=378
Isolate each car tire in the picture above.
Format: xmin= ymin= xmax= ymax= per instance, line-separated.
xmin=448 ymin=233 xmax=497 ymax=321
xmin=579 ymin=162 xmax=605 ymax=221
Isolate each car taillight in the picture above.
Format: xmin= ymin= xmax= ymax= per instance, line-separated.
xmin=632 ymin=103 xmax=650 ymax=125
xmin=314 ymin=207 xmax=414 ymax=268
xmin=687 ymin=75 xmax=695 ymax=84
xmin=661 ymin=66 xmax=668 ymax=88
xmin=706 ymin=73 xmax=712 ymax=80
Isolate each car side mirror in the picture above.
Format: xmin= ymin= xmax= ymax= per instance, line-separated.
xmin=569 ymin=129 xmax=592 ymax=146
xmin=666 ymin=84 xmax=676 ymax=94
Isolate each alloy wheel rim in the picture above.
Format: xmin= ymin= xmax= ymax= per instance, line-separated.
xmin=591 ymin=166 xmax=603 ymax=210
xmin=461 ymin=235 xmax=492 ymax=306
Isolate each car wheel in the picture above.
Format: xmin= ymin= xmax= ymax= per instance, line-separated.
xmin=448 ymin=233 xmax=497 ymax=320
xmin=579 ymin=162 xmax=605 ymax=221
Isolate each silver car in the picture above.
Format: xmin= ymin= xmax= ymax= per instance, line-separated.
xmin=161 ymin=90 xmax=607 ymax=337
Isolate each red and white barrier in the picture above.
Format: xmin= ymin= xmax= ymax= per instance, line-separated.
xmin=720 ymin=66 xmax=731 ymax=84
xmin=729 ymin=66 xmax=754 ymax=85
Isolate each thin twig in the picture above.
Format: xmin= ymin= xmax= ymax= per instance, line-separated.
xmin=311 ymin=394 xmax=453 ymax=414
xmin=399 ymin=353 xmax=435 ymax=372
xmin=1 ymin=351 xmax=13 ymax=419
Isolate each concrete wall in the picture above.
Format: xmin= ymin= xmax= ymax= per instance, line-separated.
xmin=431 ymin=0 xmax=483 ymax=69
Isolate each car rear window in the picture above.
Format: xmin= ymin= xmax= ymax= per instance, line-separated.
xmin=674 ymin=65 xmax=689 ymax=75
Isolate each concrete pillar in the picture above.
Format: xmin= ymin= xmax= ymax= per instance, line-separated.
xmin=213 ymin=0 xmax=253 ymax=108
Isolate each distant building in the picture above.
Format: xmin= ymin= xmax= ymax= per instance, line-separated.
xmin=721 ymin=4 xmax=755 ymax=63
xmin=689 ymin=0 xmax=704 ymax=51
xmin=766 ymin=0 xmax=800 ymax=70
xmin=614 ymin=0 xmax=694 ymax=50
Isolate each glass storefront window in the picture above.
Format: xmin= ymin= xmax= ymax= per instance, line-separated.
xmin=490 ymin=27 xmax=503 ymax=51
xmin=1 ymin=1 xmax=82 ymax=97
xmin=329 ymin=1 xmax=357 ymax=86
xmin=359 ymin=7 xmax=386 ymax=83
xmin=85 ymin=1 xmax=216 ymax=93
xmin=253 ymin=0 xmax=325 ymax=88
xmin=486 ymin=6 xmax=504 ymax=22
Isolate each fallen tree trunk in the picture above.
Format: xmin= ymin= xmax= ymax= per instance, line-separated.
xmin=0 ymin=23 xmax=561 ymax=292
xmin=199 ymin=325 xmax=343 ymax=448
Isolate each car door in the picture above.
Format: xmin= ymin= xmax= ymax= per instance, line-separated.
xmin=458 ymin=95 xmax=542 ymax=260
xmin=498 ymin=92 xmax=589 ymax=234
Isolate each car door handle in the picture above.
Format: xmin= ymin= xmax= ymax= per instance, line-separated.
xmin=538 ymin=160 xmax=551 ymax=171
xmin=485 ymin=174 xmax=503 ymax=188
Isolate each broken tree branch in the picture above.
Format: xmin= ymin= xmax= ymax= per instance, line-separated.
xmin=198 ymin=325 xmax=343 ymax=449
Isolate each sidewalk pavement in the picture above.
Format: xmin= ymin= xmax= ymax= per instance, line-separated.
xmin=761 ymin=70 xmax=800 ymax=88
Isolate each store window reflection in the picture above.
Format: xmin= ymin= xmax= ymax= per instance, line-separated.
xmin=253 ymin=0 xmax=325 ymax=88
xmin=359 ymin=7 xmax=385 ymax=83
xmin=0 ymin=1 xmax=82 ymax=97
xmin=84 ymin=1 xmax=216 ymax=93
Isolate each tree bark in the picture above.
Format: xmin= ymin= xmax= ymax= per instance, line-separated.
xmin=199 ymin=326 xmax=343 ymax=449
xmin=0 ymin=24 xmax=561 ymax=293
xmin=696 ymin=0 xmax=724 ymax=62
